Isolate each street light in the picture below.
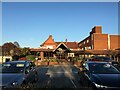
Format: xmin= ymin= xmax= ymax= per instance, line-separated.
xmin=84 ymin=47 xmax=85 ymax=59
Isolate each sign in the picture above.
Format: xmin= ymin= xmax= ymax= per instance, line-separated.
xmin=68 ymin=53 xmax=74 ymax=57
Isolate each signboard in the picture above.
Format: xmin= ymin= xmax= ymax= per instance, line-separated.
xmin=68 ymin=53 xmax=74 ymax=57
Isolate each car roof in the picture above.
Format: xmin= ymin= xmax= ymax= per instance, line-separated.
xmin=3 ymin=60 xmax=32 ymax=64
xmin=86 ymin=61 xmax=108 ymax=64
xmin=91 ymin=56 xmax=110 ymax=58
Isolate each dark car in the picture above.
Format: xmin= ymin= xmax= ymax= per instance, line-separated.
xmin=0 ymin=60 xmax=38 ymax=89
xmin=88 ymin=56 xmax=118 ymax=67
xmin=78 ymin=61 xmax=120 ymax=89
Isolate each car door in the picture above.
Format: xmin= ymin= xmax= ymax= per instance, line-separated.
xmin=83 ymin=63 xmax=91 ymax=86
xmin=24 ymin=64 xmax=31 ymax=83
xmin=28 ymin=62 xmax=37 ymax=82
xmin=24 ymin=62 xmax=36 ymax=83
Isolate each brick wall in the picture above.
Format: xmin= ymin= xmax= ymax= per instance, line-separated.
xmin=78 ymin=26 xmax=120 ymax=50
xmin=110 ymin=35 xmax=120 ymax=50
xmin=93 ymin=33 xmax=108 ymax=50
xmin=78 ymin=36 xmax=92 ymax=50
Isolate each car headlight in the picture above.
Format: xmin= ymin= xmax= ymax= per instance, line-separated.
xmin=11 ymin=81 xmax=18 ymax=86
xmin=94 ymin=83 xmax=108 ymax=88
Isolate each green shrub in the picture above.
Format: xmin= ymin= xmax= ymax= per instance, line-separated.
xmin=71 ymin=57 xmax=77 ymax=62
xmin=26 ymin=55 xmax=36 ymax=62
xmin=12 ymin=55 xmax=19 ymax=60
xmin=52 ymin=59 xmax=57 ymax=62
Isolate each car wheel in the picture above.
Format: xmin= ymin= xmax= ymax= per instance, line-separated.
xmin=32 ymin=73 xmax=38 ymax=83
xmin=21 ymin=81 xmax=32 ymax=89
xmin=89 ymin=83 xmax=97 ymax=90
xmin=21 ymin=81 xmax=27 ymax=89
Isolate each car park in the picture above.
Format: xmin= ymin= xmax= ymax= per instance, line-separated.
xmin=78 ymin=61 xmax=120 ymax=89
xmin=0 ymin=60 xmax=38 ymax=89
xmin=88 ymin=56 xmax=119 ymax=68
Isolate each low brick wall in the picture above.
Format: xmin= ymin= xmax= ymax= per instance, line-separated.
xmin=35 ymin=60 xmax=85 ymax=66
xmin=35 ymin=60 xmax=59 ymax=66
xmin=48 ymin=62 xmax=59 ymax=65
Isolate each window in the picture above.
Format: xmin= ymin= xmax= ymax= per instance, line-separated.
xmin=85 ymin=63 xmax=89 ymax=70
xmin=91 ymin=45 xmax=94 ymax=49
xmin=91 ymin=34 xmax=93 ymax=41
xmin=88 ymin=46 xmax=91 ymax=50
xmin=84 ymin=41 xmax=85 ymax=44
xmin=87 ymin=40 xmax=89 ymax=43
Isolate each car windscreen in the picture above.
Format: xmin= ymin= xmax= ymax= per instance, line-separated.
xmin=89 ymin=63 xmax=120 ymax=74
xmin=1 ymin=63 xmax=25 ymax=73
xmin=96 ymin=57 xmax=111 ymax=60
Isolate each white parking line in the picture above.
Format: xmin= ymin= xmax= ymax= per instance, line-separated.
xmin=70 ymin=78 xmax=77 ymax=88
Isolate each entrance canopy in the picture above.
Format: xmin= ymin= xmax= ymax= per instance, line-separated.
xmin=53 ymin=42 xmax=70 ymax=53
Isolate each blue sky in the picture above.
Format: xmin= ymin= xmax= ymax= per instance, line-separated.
xmin=2 ymin=2 xmax=119 ymax=48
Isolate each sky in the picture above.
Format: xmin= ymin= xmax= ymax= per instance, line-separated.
xmin=1 ymin=2 xmax=119 ymax=48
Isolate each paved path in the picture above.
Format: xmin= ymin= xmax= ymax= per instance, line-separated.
xmin=32 ymin=61 xmax=83 ymax=89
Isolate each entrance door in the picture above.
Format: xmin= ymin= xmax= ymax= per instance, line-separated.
xmin=5 ymin=58 xmax=10 ymax=62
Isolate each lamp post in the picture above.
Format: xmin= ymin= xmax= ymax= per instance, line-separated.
xmin=83 ymin=47 xmax=85 ymax=60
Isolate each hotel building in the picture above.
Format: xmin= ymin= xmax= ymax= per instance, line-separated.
xmin=78 ymin=26 xmax=120 ymax=50
xmin=30 ymin=26 xmax=120 ymax=61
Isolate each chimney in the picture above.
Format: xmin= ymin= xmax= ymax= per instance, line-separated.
xmin=92 ymin=26 xmax=102 ymax=33
xmin=49 ymin=35 xmax=52 ymax=38
xmin=66 ymin=38 xmax=68 ymax=44
xmin=95 ymin=26 xmax=102 ymax=33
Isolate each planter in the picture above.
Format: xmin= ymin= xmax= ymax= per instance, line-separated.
xmin=35 ymin=60 xmax=38 ymax=65
xmin=35 ymin=61 xmax=48 ymax=66
xmin=40 ymin=62 xmax=48 ymax=65
xmin=48 ymin=62 xmax=59 ymax=65
xmin=35 ymin=61 xmax=59 ymax=66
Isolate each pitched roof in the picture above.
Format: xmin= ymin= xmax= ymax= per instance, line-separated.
xmin=56 ymin=42 xmax=79 ymax=49
xmin=40 ymin=35 xmax=79 ymax=49
xmin=40 ymin=35 xmax=56 ymax=46
xmin=53 ymin=42 xmax=69 ymax=52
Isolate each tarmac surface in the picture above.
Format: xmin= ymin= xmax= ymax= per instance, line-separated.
xmin=30 ymin=61 xmax=85 ymax=89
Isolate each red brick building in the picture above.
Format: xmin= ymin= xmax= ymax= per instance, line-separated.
xmin=30 ymin=35 xmax=80 ymax=60
xmin=30 ymin=26 xmax=120 ymax=61
xmin=78 ymin=26 xmax=120 ymax=50
xmin=77 ymin=26 xmax=120 ymax=61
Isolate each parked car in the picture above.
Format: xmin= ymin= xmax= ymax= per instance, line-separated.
xmin=0 ymin=60 xmax=38 ymax=89
xmin=88 ymin=56 xmax=118 ymax=67
xmin=78 ymin=61 xmax=120 ymax=89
